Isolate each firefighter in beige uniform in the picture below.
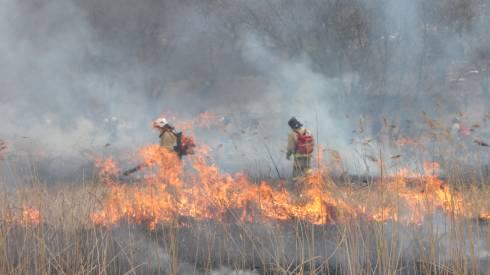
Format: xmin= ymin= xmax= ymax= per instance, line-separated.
xmin=153 ymin=117 xmax=196 ymax=159
xmin=286 ymin=117 xmax=314 ymax=179
xmin=122 ymin=117 xmax=178 ymax=176
xmin=153 ymin=117 xmax=178 ymax=153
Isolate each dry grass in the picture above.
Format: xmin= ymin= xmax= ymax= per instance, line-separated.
xmin=1 ymin=121 xmax=490 ymax=274
xmin=0 ymin=165 xmax=490 ymax=275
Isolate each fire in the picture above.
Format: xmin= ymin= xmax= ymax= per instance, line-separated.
xmin=91 ymin=145 xmax=349 ymax=228
xmin=21 ymin=206 xmax=42 ymax=225
xmin=95 ymin=158 xmax=119 ymax=185
xmin=87 ymin=115 xmax=490 ymax=229
xmin=91 ymin=141 xmax=490 ymax=230
xmin=5 ymin=206 xmax=42 ymax=226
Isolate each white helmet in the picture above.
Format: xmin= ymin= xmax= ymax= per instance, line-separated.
xmin=153 ymin=117 xmax=168 ymax=128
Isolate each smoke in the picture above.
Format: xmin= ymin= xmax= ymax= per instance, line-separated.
xmin=236 ymin=32 xmax=362 ymax=173
xmin=0 ymin=1 xmax=144 ymax=153
xmin=0 ymin=0 xmax=489 ymax=182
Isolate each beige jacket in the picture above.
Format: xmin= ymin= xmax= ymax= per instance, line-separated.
xmin=159 ymin=129 xmax=177 ymax=152
xmin=287 ymin=127 xmax=312 ymax=158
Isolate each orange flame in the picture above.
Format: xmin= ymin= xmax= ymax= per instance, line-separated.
xmin=22 ymin=206 xmax=42 ymax=225
xmin=89 ymin=115 xmax=490 ymax=229
xmin=91 ymin=142 xmax=489 ymax=230
xmin=95 ymin=158 xmax=119 ymax=185
xmin=5 ymin=206 xmax=42 ymax=226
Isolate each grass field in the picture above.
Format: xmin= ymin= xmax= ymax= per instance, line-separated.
xmin=2 ymin=143 xmax=490 ymax=275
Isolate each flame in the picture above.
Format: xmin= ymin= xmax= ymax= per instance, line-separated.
xmin=91 ymin=145 xmax=351 ymax=228
xmin=87 ymin=116 xmax=490 ymax=229
xmin=95 ymin=158 xmax=119 ymax=185
xmin=91 ymin=141 xmax=490 ymax=230
xmin=5 ymin=206 xmax=42 ymax=226
xmin=21 ymin=206 xmax=42 ymax=225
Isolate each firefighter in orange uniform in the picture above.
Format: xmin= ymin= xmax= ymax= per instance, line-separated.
xmin=286 ymin=117 xmax=314 ymax=180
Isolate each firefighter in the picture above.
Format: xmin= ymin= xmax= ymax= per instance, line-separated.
xmin=123 ymin=117 xmax=195 ymax=176
xmin=153 ymin=116 xmax=196 ymax=159
xmin=153 ymin=117 xmax=178 ymax=152
xmin=286 ymin=117 xmax=314 ymax=180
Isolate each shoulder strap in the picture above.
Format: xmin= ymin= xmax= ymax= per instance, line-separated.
xmin=159 ymin=128 xmax=178 ymax=138
xmin=294 ymin=129 xmax=307 ymax=136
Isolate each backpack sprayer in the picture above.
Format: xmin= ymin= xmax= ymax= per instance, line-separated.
xmin=122 ymin=131 xmax=195 ymax=176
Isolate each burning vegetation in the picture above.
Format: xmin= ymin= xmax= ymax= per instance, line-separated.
xmin=3 ymin=0 xmax=490 ymax=273
xmin=3 ymin=108 xmax=490 ymax=273
xmin=89 ymin=142 xmax=490 ymax=231
xmin=4 ymin=135 xmax=490 ymax=274
xmin=3 ymin=109 xmax=490 ymax=273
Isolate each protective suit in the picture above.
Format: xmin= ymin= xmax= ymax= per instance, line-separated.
xmin=286 ymin=118 xmax=313 ymax=179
